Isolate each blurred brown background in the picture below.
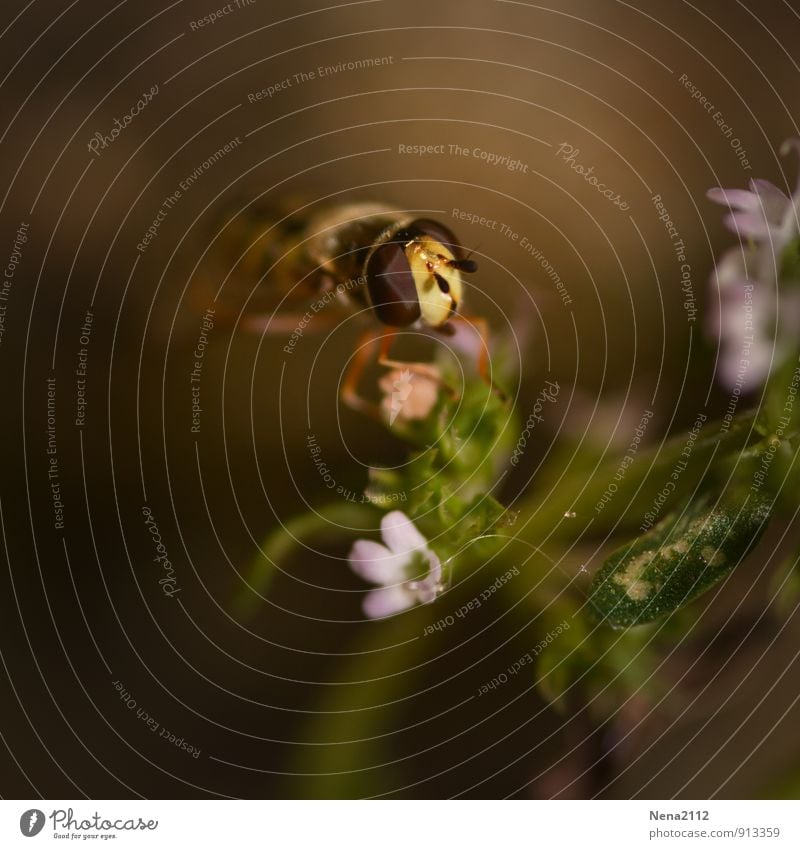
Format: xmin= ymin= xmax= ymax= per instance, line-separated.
xmin=1 ymin=0 xmax=800 ymax=799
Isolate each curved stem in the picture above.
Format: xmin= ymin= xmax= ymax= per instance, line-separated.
xmin=232 ymin=500 xmax=379 ymax=619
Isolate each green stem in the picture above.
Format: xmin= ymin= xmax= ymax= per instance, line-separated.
xmin=232 ymin=500 xmax=379 ymax=619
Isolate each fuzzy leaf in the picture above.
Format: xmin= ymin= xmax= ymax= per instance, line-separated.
xmin=589 ymin=491 xmax=773 ymax=627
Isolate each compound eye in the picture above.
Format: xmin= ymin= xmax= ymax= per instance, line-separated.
xmin=407 ymin=219 xmax=461 ymax=253
xmin=406 ymin=219 xmax=477 ymax=273
xmin=365 ymin=242 xmax=421 ymax=327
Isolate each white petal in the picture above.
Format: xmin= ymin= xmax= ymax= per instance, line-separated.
xmin=425 ymin=550 xmax=443 ymax=588
xmin=412 ymin=555 xmax=443 ymax=604
xmin=708 ymin=250 xmax=748 ymax=340
xmin=749 ymin=179 xmax=790 ymax=225
xmin=707 ymin=187 xmax=760 ymax=211
xmin=722 ymin=211 xmax=772 ymax=241
xmin=440 ymin=319 xmax=484 ymax=359
xmin=715 ymin=282 xmax=776 ymax=393
xmin=363 ymin=585 xmax=415 ymax=619
xmin=781 ymin=138 xmax=800 ymax=201
xmin=348 ymin=539 xmax=408 ymax=586
xmin=711 ymin=247 xmax=750 ymax=289
xmin=781 ymin=137 xmax=800 ymax=157
xmin=781 ymin=137 xmax=800 ymax=174
xmin=719 ymin=342 xmax=772 ymax=394
xmin=380 ymin=510 xmax=428 ymax=555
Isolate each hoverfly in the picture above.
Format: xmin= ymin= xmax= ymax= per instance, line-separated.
xmin=199 ymin=199 xmax=503 ymax=416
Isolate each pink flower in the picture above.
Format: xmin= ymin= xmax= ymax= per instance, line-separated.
xmin=379 ymin=366 xmax=441 ymax=425
xmin=707 ymin=139 xmax=800 ymax=262
xmin=348 ymin=511 xmax=442 ymax=618
xmin=707 ymin=139 xmax=800 ymax=391
xmin=707 ymin=247 xmax=775 ymax=392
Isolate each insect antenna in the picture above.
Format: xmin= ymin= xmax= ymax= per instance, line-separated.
xmin=448 ymin=247 xmax=478 ymax=273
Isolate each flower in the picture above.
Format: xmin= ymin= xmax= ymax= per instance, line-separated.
xmin=379 ymin=365 xmax=441 ymax=425
xmin=707 ymin=246 xmax=776 ymax=392
xmin=348 ymin=510 xmax=443 ymax=618
xmin=707 ymin=139 xmax=800 ymax=391
xmin=707 ymin=138 xmax=800 ymax=265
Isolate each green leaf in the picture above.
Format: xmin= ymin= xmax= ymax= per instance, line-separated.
xmin=588 ymin=490 xmax=773 ymax=628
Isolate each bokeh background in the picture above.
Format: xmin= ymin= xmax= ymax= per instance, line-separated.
xmin=1 ymin=0 xmax=800 ymax=799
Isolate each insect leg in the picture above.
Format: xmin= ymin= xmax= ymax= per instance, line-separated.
xmin=450 ymin=314 xmax=508 ymax=402
xmin=340 ymin=327 xmax=385 ymax=420
xmin=376 ymin=333 xmax=457 ymax=399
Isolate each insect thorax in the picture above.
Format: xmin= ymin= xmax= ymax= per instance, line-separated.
xmin=203 ymin=199 xmax=408 ymax=311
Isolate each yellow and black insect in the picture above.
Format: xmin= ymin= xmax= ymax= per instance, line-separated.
xmin=197 ymin=199 xmax=501 ymax=412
